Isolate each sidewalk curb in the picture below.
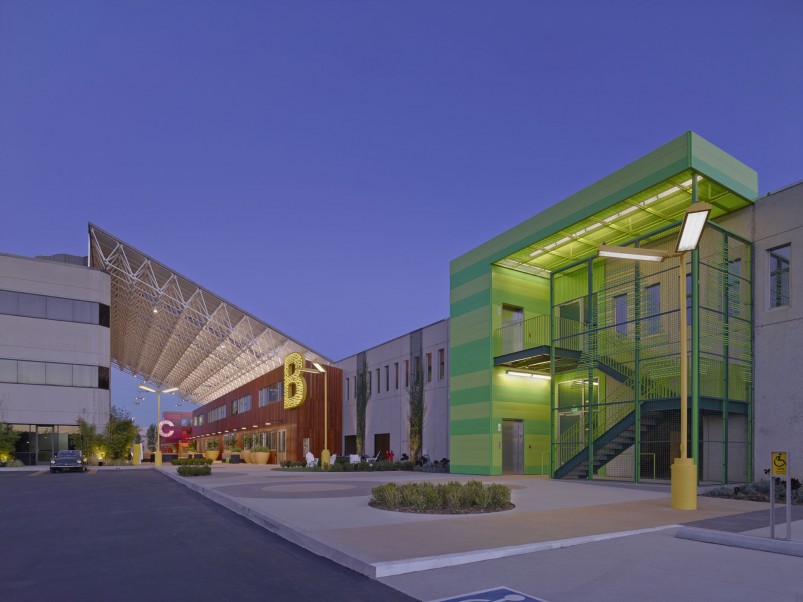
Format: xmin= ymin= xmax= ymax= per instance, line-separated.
xmin=372 ymin=525 xmax=680 ymax=577
xmin=675 ymin=526 xmax=803 ymax=557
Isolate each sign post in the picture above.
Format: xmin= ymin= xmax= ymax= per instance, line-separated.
xmin=770 ymin=451 xmax=790 ymax=540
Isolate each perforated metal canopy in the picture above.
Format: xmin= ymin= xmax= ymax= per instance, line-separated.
xmin=89 ymin=224 xmax=330 ymax=405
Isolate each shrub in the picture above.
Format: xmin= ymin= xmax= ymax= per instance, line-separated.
xmin=172 ymin=458 xmax=213 ymax=466
xmin=252 ymin=446 xmax=270 ymax=453
xmin=372 ymin=483 xmax=401 ymax=509
xmin=488 ymin=484 xmax=511 ymax=507
xmin=177 ymin=464 xmax=212 ymax=477
xmin=370 ymin=481 xmax=513 ymax=514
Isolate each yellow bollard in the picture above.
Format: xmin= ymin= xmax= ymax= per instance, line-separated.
xmin=132 ymin=443 xmax=142 ymax=465
xmin=670 ymin=457 xmax=698 ymax=510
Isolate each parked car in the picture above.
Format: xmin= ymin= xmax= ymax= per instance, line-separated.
xmin=50 ymin=450 xmax=88 ymax=473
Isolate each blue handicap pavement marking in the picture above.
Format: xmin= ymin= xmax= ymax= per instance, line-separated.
xmin=429 ymin=586 xmax=547 ymax=602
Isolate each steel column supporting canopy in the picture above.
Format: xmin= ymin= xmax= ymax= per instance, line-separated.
xmin=88 ymin=223 xmax=330 ymax=405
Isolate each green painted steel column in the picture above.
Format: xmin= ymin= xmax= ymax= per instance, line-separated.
xmin=691 ymin=177 xmax=700 ymax=473
xmin=586 ymin=258 xmax=594 ymax=480
xmin=747 ymin=240 xmax=755 ymax=483
xmin=550 ymin=271 xmax=556 ymax=478
xmin=722 ymin=233 xmax=730 ymax=484
xmin=634 ymin=254 xmax=642 ymax=482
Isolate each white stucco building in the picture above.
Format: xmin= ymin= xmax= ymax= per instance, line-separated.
xmin=336 ymin=320 xmax=450 ymax=461
xmin=0 ymin=253 xmax=111 ymax=464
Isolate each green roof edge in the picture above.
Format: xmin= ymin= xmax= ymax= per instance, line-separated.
xmin=450 ymin=132 xmax=758 ymax=282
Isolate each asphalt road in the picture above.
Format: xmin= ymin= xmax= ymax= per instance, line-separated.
xmin=0 ymin=469 xmax=416 ymax=602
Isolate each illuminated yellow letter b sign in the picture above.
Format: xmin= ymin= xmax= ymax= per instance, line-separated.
xmin=284 ymin=352 xmax=307 ymax=409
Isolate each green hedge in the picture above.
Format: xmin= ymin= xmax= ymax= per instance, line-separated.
xmin=370 ymin=481 xmax=512 ymax=513
xmin=172 ymin=458 xmax=213 ymax=466
xmin=177 ymin=464 xmax=212 ymax=477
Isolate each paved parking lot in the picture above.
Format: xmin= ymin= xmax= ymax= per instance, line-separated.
xmin=0 ymin=469 xmax=414 ymax=602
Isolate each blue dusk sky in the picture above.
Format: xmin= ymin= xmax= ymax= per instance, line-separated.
xmin=2 ymin=1 xmax=802 ymax=422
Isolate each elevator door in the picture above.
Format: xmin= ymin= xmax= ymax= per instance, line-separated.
xmin=502 ymin=419 xmax=524 ymax=474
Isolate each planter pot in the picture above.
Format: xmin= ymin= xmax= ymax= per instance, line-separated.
xmin=204 ymin=450 xmax=219 ymax=462
xmin=242 ymin=450 xmax=252 ymax=463
xmin=254 ymin=451 xmax=269 ymax=465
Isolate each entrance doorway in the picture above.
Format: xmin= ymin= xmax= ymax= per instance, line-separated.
xmin=501 ymin=305 xmax=524 ymax=354
xmin=37 ymin=425 xmax=54 ymax=464
xmin=502 ymin=419 xmax=524 ymax=474
xmin=374 ymin=433 xmax=390 ymax=460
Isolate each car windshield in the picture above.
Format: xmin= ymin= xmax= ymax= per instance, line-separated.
xmin=56 ymin=450 xmax=81 ymax=457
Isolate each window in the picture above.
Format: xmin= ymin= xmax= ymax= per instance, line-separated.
xmin=426 ymin=353 xmax=432 ymax=383
xmin=73 ymin=300 xmax=97 ymax=324
xmin=394 ymin=362 xmax=399 ymax=389
xmin=353 ymin=376 xmax=356 ymax=398
xmin=367 ymin=370 xmax=371 ymax=393
xmin=405 ymin=359 xmax=409 ymax=387
xmin=614 ymin=294 xmax=627 ymax=334
xmin=376 ymin=368 xmax=380 ymax=394
xmin=769 ymin=244 xmax=790 ymax=308
xmin=0 ymin=359 xmax=16 ymax=382
xmin=438 ymin=349 xmax=445 ymax=380
xmin=0 ymin=290 xmax=17 ymax=314
xmin=17 ymin=293 xmax=46 ymax=319
xmin=727 ymin=259 xmax=741 ymax=317
xmin=46 ymin=362 xmax=73 ymax=386
xmin=385 ymin=365 xmax=389 ymax=391
xmin=346 ymin=377 xmax=350 ymax=400
xmin=46 ymin=297 xmax=73 ymax=321
xmin=645 ymin=284 xmax=661 ymax=334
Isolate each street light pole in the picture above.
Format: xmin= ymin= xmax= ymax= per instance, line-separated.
xmin=599 ymin=200 xmax=711 ymax=510
xmin=138 ymin=384 xmax=178 ymax=466
xmin=300 ymin=361 xmax=329 ymax=468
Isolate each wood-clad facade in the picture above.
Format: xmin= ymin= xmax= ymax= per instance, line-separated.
xmin=190 ymin=362 xmax=342 ymax=463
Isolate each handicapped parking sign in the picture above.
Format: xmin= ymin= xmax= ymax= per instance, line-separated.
xmin=429 ymin=586 xmax=547 ymax=602
xmin=772 ymin=451 xmax=787 ymax=476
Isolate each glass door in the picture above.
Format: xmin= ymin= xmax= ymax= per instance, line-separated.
xmin=37 ymin=425 xmax=55 ymax=463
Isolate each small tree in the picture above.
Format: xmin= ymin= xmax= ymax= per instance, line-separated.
xmin=407 ymin=366 xmax=425 ymax=462
xmin=355 ymin=368 xmax=371 ymax=456
xmin=0 ymin=422 xmax=20 ymax=461
xmin=146 ymin=424 xmax=157 ymax=452
xmin=71 ymin=418 xmax=100 ymax=458
xmin=102 ymin=406 xmax=138 ymax=460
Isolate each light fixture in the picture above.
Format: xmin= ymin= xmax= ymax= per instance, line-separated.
xmin=265 ymin=422 xmax=271 ymax=426
xmin=137 ymin=384 xmax=178 ymax=466
xmin=506 ymin=370 xmax=551 ymax=380
xmin=596 ymin=196 xmax=710 ymax=511
xmin=528 ymin=178 xmax=702 ymax=260
xmin=598 ymin=245 xmax=669 ymax=262
xmin=298 ymin=359 xmax=330 ymax=467
xmin=253 ymin=425 xmax=258 ymax=428
xmin=153 ymin=308 xmax=158 ymax=314
xmin=675 ymin=202 xmax=712 ymax=252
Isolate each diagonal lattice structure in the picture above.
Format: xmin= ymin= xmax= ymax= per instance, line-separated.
xmin=88 ymin=223 xmax=330 ymax=405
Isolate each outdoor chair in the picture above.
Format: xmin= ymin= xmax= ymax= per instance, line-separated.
xmin=305 ymin=452 xmax=318 ymax=467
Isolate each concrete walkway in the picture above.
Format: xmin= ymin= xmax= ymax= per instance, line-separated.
xmin=9 ymin=462 xmax=802 ymax=600
xmin=152 ymin=463 xmax=803 ymax=600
